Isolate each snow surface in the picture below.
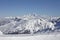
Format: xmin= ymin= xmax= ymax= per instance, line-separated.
xmin=0 ymin=34 xmax=60 ymax=40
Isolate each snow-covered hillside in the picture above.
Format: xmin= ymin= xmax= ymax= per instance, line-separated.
xmin=0 ymin=14 xmax=60 ymax=35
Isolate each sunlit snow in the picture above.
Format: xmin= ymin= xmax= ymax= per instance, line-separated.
xmin=0 ymin=14 xmax=60 ymax=35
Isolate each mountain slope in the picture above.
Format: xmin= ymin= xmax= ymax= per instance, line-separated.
xmin=0 ymin=14 xmax=60 ymax=35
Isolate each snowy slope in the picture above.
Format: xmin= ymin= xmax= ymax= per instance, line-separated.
xmin=0 ymin=34 xmax=60 ymax=40
xmin=0 ymin=14 xmax=60 ymax=35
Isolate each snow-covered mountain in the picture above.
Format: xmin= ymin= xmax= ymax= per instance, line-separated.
xmin=0 ymin=14 xmax=60 ymax=35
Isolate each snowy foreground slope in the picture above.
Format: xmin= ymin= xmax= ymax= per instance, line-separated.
xmin=0 ymin=14 xmax=60 ymax=35
xmin=0 ymin=34 xmax=60 ymax=40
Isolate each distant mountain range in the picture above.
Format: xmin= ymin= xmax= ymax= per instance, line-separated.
xmin=0 ymin=14 xmax=60 ymax=35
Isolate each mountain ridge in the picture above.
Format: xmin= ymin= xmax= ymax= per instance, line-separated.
xmin=0 ymin=14 xmax=60 ymax=35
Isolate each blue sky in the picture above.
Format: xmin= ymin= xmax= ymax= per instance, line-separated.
xmin=0 ymin=0 xmax=60 ymax=17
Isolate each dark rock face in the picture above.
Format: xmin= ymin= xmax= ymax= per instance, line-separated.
xmin=51 ymin=18 xmax=60 ymax=29
xmin=55 ymin=18 xmax=60 ymax=29
xmin=5 ymin=30 xmax=30 ymax=34
xmin=14 ymin=17 xmax=22 ymax=22
xmin=23 ymin=30 xmax=30 ymax=34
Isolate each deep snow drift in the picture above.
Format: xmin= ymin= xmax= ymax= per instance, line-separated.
xmin=0 ymin=14 xmax=60 ymax=35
